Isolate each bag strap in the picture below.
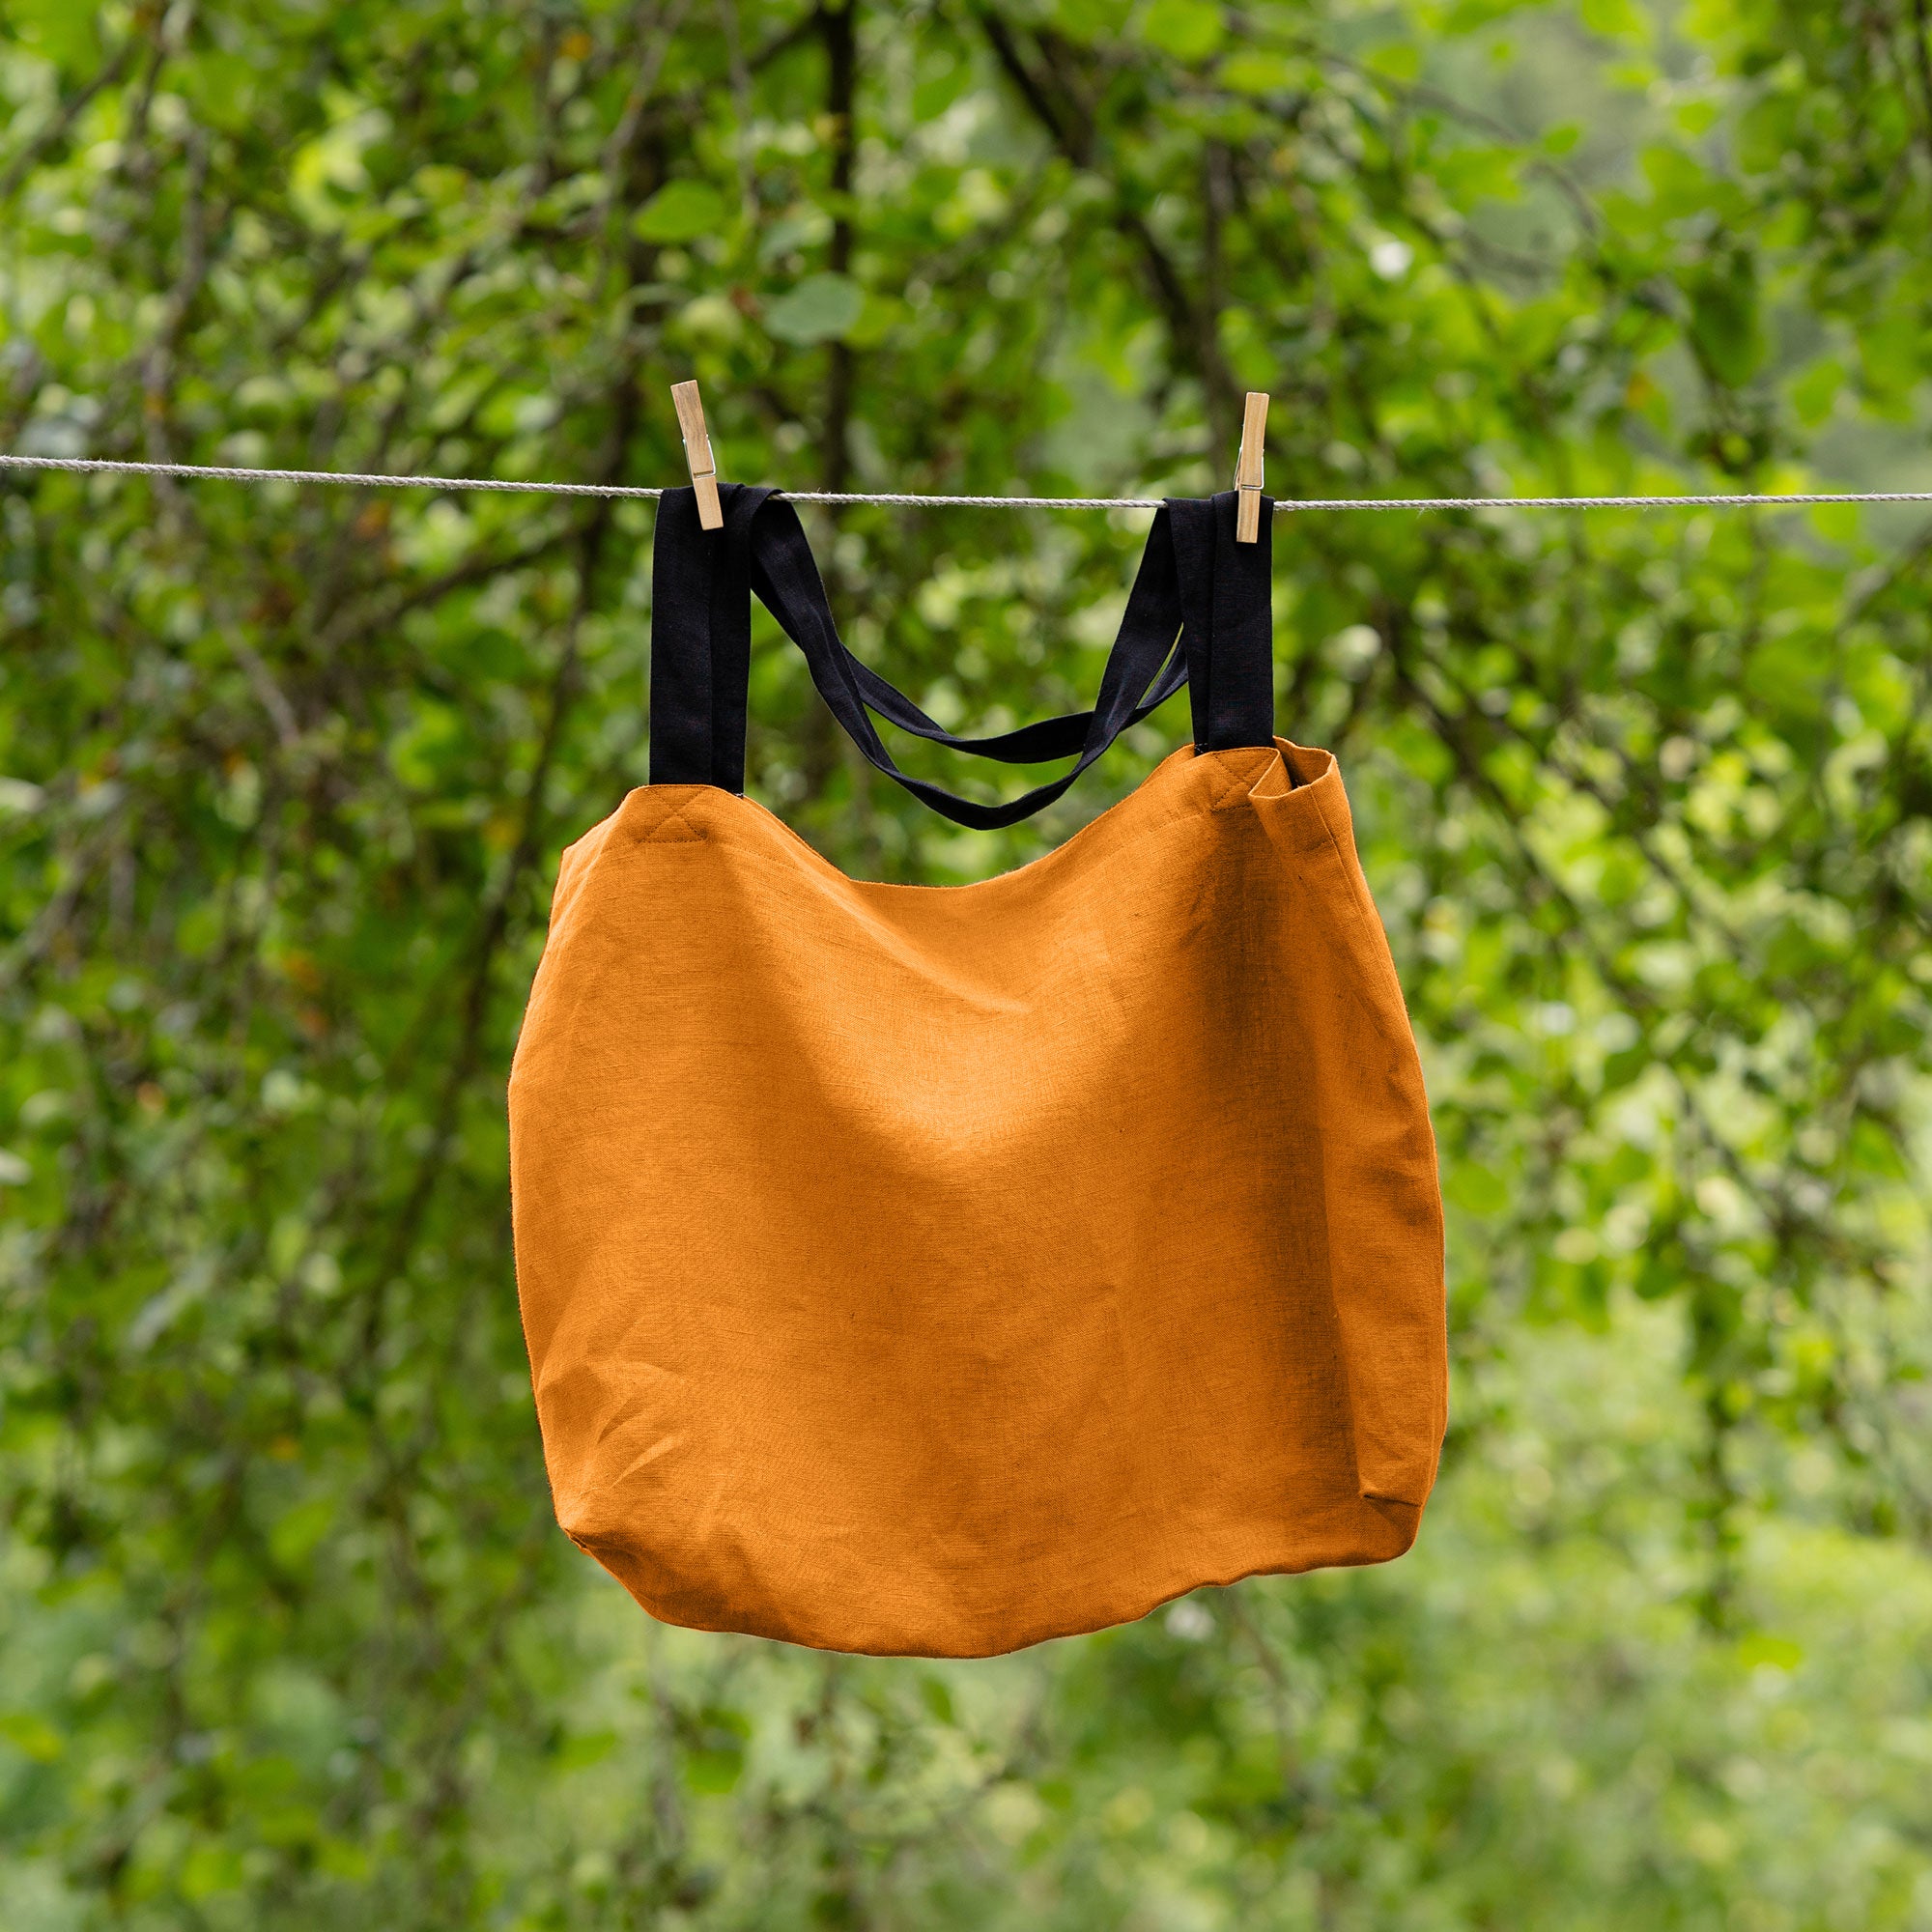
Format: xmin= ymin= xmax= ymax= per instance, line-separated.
xmin=648 ymin=484 xmax=1275 ymax=829
xmin=645 ymin=484 xmax=759 ymax=791
xmin=834 ymin=626 xmax=1190 ymax=766
xmin=1169 ymin=494 xmax=1277 ymax=756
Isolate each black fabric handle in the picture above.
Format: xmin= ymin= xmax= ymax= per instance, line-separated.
xmin=648 ymin=484 xmax=1275 ymax=829
xmin=1171 ymin=495 xmax=1277 ymax=755
xmin=839 ymin=639 xmax=1190 ymax=765
xmin=647 ymin=486 xmax=756 ymax=791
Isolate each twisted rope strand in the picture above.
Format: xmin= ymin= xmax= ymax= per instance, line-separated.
xmin=5 ymin=449 xmax=1931 ymax=513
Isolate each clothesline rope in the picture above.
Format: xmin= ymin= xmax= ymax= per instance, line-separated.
xmin=4 ymin=449 xmax=1932 ymax=514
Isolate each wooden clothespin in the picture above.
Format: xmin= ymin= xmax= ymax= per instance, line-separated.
xmin=1235 ymin=390 xmax=1269 ymax=542
xmin=670 ymin=380 xmax=723 ymax=529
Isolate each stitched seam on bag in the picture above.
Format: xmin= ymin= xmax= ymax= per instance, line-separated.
xmin=709 ymin=780 xmax=1265 ymax=903
xmin=1308 ymin=788 xmax=1435 ymax=1106
xmin=1201 ymin=758 xmax=1244 ymax=812
xmin=1315 ymin=814 xmax=1410 ymax=1012
xmin=1203 ymin=749 xmax=1277 ymax=811
xmin=713 ymin=749 xmax=1317 ymax=894
xmin=640 ymin=805 xmax=706 ymax=844
xmin=734 ymin=757 xmax=1204 ymax=890
xmin=642 ymin=750 xmax=1327 ymax=897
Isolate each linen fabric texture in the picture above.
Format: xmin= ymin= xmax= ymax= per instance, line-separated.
xmin=509 ymin=487 xmax=1447 ymax=1658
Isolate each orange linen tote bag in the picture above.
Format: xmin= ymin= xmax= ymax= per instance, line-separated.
xmin=509 ymin=484 xmax=1446 ymax=1658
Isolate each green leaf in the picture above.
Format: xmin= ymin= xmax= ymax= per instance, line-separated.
xmin=913 ymin=63 xmax=972 ymax=121
xmin=0 ymin=1712 xmax=64 ymax=1763
xmin=269 ymin=1496 xmax=335 ymax=1570
xmin=1859 ymin=313 xmax=1923 ymax=403
xmin=764 ymin=272 xmax=865 ymax=345
xmin=556 ymin=1728 xmax=619 ymax=1771
xmin=1051 ymin=0 xmax=1126 ymax=40
xmin=1688 ymin=259 xmax=1764 ymax=386
xmin=846 ymin=291 xmax=906 ymax=349
xmin=11 ymin=0 xmax=99 ymax=70
xmin=1217 ymin=51 xmax=1295 ymax=95
xmin=1366 ymin=43 xmax=1422 ymax=82
xmin=633 ymin=180 xmax=729 ymax=243
xmin=1635 ymin=1253 xmax=1684 ymax=1301
xmin=1139 ymin=0 xmax=1224 ymax=61
xmin=182 ymin=53 xmax=256 ymax=132
xmin=1445 ymin=1163 xmax=1510 ymax=1213
xmin=1789 ymin=357 xmax=1844 ymax=426
xmin=181 ymin=1846 xmax=245 ymax=1901
xmin=1737 ymin=1634 xmax=1804 ymax=1672
xmin=1807 ymin=501 xmax=1858 ymax=544
xmin=1578 ymin=0 xmax=1651 ymax=41
xmin=1440 ymin=0 xmax=1541 ymax=28
xmin=1641 ymin=143 xmax=1718 ymax=216
xmin=685 ymin=1745 xmax=744 ymax=1794
xmin=1434 ymin=146 xmax=1522 ymax=205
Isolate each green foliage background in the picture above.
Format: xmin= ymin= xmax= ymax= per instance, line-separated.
xmin=3 ymin=0 xmax=1932 ymax=1924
